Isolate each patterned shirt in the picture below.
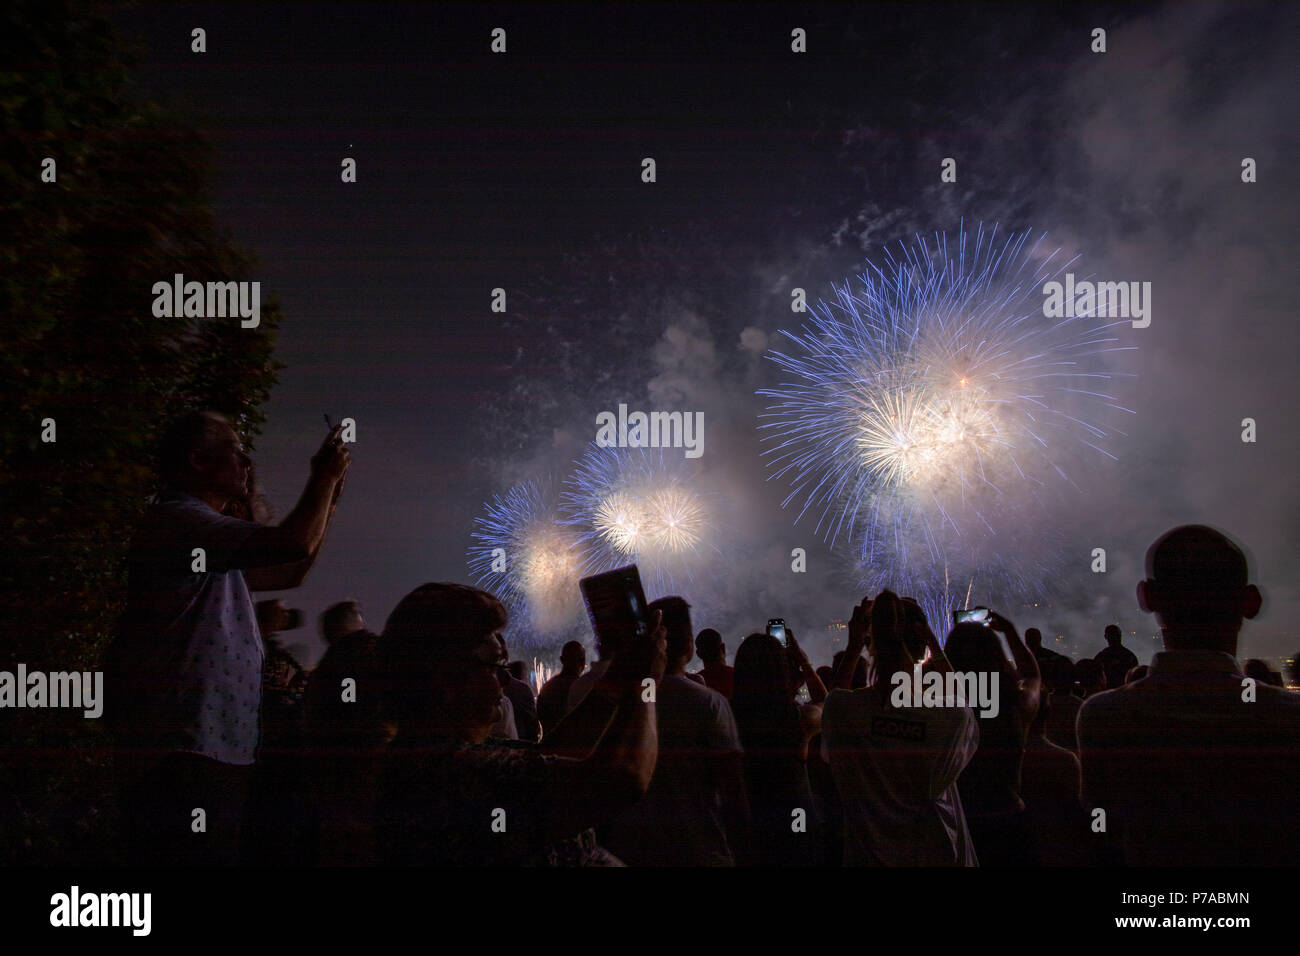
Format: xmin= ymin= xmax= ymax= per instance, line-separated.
xmin=118 ymin=490 xmax=264 ymax=764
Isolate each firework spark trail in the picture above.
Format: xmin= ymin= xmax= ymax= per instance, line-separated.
xmin=759 ymin=221 xmax=1136 ymax=613
xmin=467 ymin=480 xmax=586 ymax=646
xmin=561 ymin=444 xmax=715 ymax=598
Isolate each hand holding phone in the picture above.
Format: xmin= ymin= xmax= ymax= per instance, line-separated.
xmin=953 ymin=607 xmax=991 ymax=626
xmin=767 ymin=618 xmax=787 ymax=646
xmin=785 ymin=628 xmax=811 ymax=669
xmin=312 ymin=424 xmax=350 ymax=482
xmin=848 ymin=598 xmax=872 ymax=652
xmin=605 ymin=608 xmax=666 ymax=692
xmin=580 ymin=565 xmax=648 ymax=650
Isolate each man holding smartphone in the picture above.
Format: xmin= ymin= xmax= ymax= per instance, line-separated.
xmin=111 ymin=410 xmax=350 ymax=866
xmin=821 ymin=591 xmax=978 ymax=866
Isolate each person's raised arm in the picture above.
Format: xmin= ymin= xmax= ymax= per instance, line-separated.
xmin=905 ymin=597 xmax=952 ymax=675
xmin=546 ymin=613 xmax=666 ymax=839
xmin=833 ymin=598 xmax=871 ymax=690
xmin=787 ymin=631 xmax=827 ymax=704
xmin=536 ymin=669 xmax=620 ymax=760
xmin=236 ymin=426 xmax=348 ymax=577
xmin=989 ymin=609 xmax=1040 ymax=717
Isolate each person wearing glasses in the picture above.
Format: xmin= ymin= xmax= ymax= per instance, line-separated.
xmin=374 ymin=583 xmax=664 ymax=866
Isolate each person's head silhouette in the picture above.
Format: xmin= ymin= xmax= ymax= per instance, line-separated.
xmin=1104 ymin=624 xmax=1122 ymax=647
xmin=1136 ymin=524 xmax=1261 ymax=656
xmin=559 ymin=640 xmax=586 ymax=675
xmin=379 ymin=583 xmax=509 ymax=741
xmin=647 ymin=596 xmax=693 ymax=671
xmin=695 ymin=628 xmax=725 ymax=664
xmin=320 ymin=599 xmax=365 ymax=644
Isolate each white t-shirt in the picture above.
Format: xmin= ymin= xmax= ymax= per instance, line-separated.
xmin=821 ymin=687 xmax=979 ymax=866
xmin=604 ymin=674 xmax=743 ymax=866
xmin=119 ymin=491 xmax=264 ymax=765
xmin=490 ymin=693 xmax=518 ymax=739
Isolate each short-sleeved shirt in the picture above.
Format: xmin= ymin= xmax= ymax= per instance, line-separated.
xmin=490 ymin=694 xmax=518 ymax=739
xmin=822 ymin=687 xmax=979 ymax=866
xmin=1078 ymin=650 xmax=1300 ymax=866
xmin=374 ymin=735 xmax=620 ymax=866
xmin=116 ymin=490 xmax=264 ymax=765
xmin=604 ymin=674 xmax=744 ymax=866
xmin=504 ymin=677 xmax=540 ymax=742
xmin=699 ymin=662 xmax=735 ymax=699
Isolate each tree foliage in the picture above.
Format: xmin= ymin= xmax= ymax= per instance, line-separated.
xmin=0 ymin=0 xmax=283 ymax=863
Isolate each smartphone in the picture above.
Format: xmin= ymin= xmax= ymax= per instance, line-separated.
xmin=580 ymin=565 xmax=649 ymax=646
xmin=767 ymin=618 xmax=787 ymax=646
xmin=324 ymin=413 xmax=335 ymax=431
xmin=953 ymin=607 xmax=991 ymax=626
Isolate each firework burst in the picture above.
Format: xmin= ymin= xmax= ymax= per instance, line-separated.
xmin=759 ymin=222 xmax=1135 ymax=607
xmin=467 ymin=480 xmax=586 ymax=645
xmin=561 ymin=445 xmax=714 ymax=596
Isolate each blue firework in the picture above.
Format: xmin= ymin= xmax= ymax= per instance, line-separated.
xmin=759 ymin=222 xmax=1135 ymax=609
xmin=467 ymin=479 xmax=587 ymax=647
xmin=560 ymin=444 xmax=716 ymax=599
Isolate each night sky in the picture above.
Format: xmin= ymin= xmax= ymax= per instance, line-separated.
xmin=107 ymin=2 xmax=1299 ymax=670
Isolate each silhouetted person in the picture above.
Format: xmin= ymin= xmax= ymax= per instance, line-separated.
xmin=536 ymin=641 xmax=586 ymax=737
xmin=489 ymin=668 xmax=519 ymax=739
xmin=304 ymin=600 xmax=388 ymax=865
xmin=1124 ymin=664 xmax=1149 ymax=685
xmin=809 ymin=660 xmax=842 ymax=864
xmin=257 ymin=600 xmax=311 ymax=723
xmin=1043 ymin=659 xmax=1081 ymax=753
xmin=1078 ymin=524 xmax=1300 ymax=866
xmin=109 ymin=411 xmax=349 ymax=866
xmin=695 ymin=628 xmax=734 ymax=699
xmin=1019 ymin=690 xmax=1090 ymax=866
xmin=1074 ymin=658 xmax=1106 ymax=698
xmin=1026 ymin=627 xmax=1068 ymax=670
xmin=731 ymin=629 xmax=826 ymax=865
xmin=567 ymin=595 xmax=635 ymax=712
xmin=604 ymin=597 xmax=749 ymax=866
xmin=1243 ymin=658 xmax=1283 ymax=687
xmin=500 ymin=639 xmax=540 ymax=742
xmin=374 ymin=583 xmax=663 ymax=866
xmin=830 ymin=650 xmax=869 ymax=689
xmin=1094 ymin=624 xmax=1139 ymax=693
xmin=945 ymin=610 xmax=1042 ymax=867
xmin=822 ymin=592 xmax=978 ymax=866
xmin=243 ymin=599 xmax=314 ymax=865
